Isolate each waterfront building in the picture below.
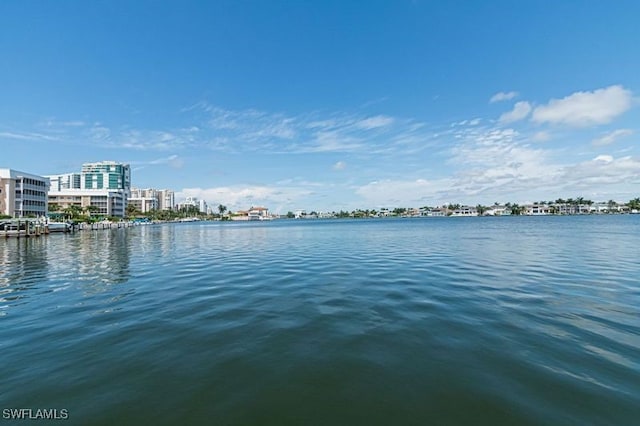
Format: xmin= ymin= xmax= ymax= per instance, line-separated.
xmin=248 ymin=206 xmax=270 ymax=220
xmin=230 ymin=206 xmax=271 ymax=221
xmin=422 ymin=208 xmax=447 ymax=217
xmin=157 ymin=189 xmax=175 ymax=211
xmin=0 ymin=168 xmax=50 ymax=218
xmin=129 ymin=188 xmax=159 ymax=213
xmin=80 ymin=161 xmax=131 ymax=191
xmin=49 ymin=173 xmax=82 ymax=191
xmin=198 ymin=199 xmax=208 ymax=214
xmin=525 ymin=204 xmax=552 ymax=215
xmin=484 ymin=205 xmax=510 ymax=216
xmin=47 ymin=161 xmax=131 ymax=218
xmin=450 ymin=206 xmax=478 ymax=217
xmin=128 ymin=188 xmax=175 ymax=213
xmin=177 ymin=197 xmax=208 ymax=214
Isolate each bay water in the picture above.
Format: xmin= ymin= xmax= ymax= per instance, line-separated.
xmin=1 ymin=216 xmax=639 ymax=425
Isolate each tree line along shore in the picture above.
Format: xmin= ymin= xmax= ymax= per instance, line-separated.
xmin=11 ymin=197 xmax=636 ymax=224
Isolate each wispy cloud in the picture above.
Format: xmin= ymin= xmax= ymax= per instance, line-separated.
xmin=532 ymin=85 xmax=633 ymax=127
xmin=130 ymin=154 xmax=184 ymax=169
xmin=333 ymin=161 xmax=347 ymax=170
xmin=532 ymin=131 xmax=551 ymax=142
xmin=355 ymin=115 xmax=395 ymax=130
xmin=592 ymin=129 xmax=633 ymax=146
xmin=186 ymin=103 xmax=432 ymax=155
xmin=490 ymin=91 xmax=518 ymax=103
xmin=0 ymin=131 xmax=60 ymax=141
xmin=499 ymin=101 xmax=532 ymax=124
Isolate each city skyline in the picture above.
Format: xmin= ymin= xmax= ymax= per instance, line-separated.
xmin=2 ymin=1 xmax=639 ymax=213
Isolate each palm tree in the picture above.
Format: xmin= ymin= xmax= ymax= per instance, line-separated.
xmin=126 ymin=204 xmax=140 ymax=217
xmin=84 ymin=205 xmax=99 ymax=218
xmin=218 ymin=204 xmax=227 ymax=218
xmin=607 ymin=199 xmax=617 ymax=213
xmin=585 ymin=199 xmax=593 ymax=214
xmin=63 ymin=205 xmax=83 ymax=220
xmin=476 ymin=204 xmax=487 ymax=216
xmin=510 ymin=203 xmax=521 ymax=215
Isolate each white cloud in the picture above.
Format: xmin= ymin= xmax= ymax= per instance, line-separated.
xmin=333 ymin=161 xmax=347 ymax=170
xmin=532 ymin=131 xmax=551 ymax=142
xmin=0 ymin=131 xmax=60 ymax=141
xmin=592 ymin=129 xmax=633 ymax=146
xmin=89 ymin=125 xmax=111 ymax=142
xmin=177 ymin=185 xmax=313 ymax=213
xmin=593 ymin=155 xmax=613 ymax=163
xmin=138 ymin=154 xmax=184 ymax=169
xmin=499 ymin=101 xmax=532 ymax=124
xmin=532 ymin=85 xmax=633 ymax=127
xmin=490 ymin=91 xmax=518 ymax=103
xmin=355 ymin=115 xmax=395 ymax=129
xmin=558 ymin=155 xmax=640 ymax=189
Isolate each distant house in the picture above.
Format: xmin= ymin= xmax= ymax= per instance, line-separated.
xmin=231 ymin=210 xmax=249 ymax=220
xmin=248 ymin=206 xmax=270 ymax=220
xmin=484 ymin=205 xmax=510 ymax=216
xmin=450 ymin=206 xmax=478 ymax=217
xmin=525 ymin=204 xmax=552 ymax=215
xmin=423 ymin=208 xmax=446 ymax=217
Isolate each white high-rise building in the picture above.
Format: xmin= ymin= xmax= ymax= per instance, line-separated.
xmin=128 ymin=188 xmax=175 ymax=213
xmin=157 ymin=189 xmax=175 ymax=211
xmin=198 ymin=199 xmax=208 ymax=214
xmin=0 ymin=168 xmax=50 ymax=218
xmin=49 ymin=173 xmax=81 ymax=191
xmin=129 ymin=188 xmax=159 ymax=213
xmin=47 ymin=161 xmax=131 ymax=218
xmin=177 ymin=196 xmax=207 ymax=214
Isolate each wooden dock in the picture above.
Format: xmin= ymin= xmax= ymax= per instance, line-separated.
xmin=1 ymin=219 xmax=49 ymax=238
xmin=1 ymin=219 xmax=150 ymax=238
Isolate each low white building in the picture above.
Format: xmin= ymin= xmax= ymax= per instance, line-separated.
xmin=248 ymin=206 xmax=270 ymax=220
xmin=450 ymin=206 xmax=478 ymax=217
xmin=525 ymin=204 xmax=552 ymax=215
xmin=0 ymin=168 xmax=49 ymax=218
xmin=48 ymin=190 xmax=128 ymax=218
xmin=421 ymin=208 xmax=447 ymax=217
xmin=484 ymin=205 xmax=510 ymax=216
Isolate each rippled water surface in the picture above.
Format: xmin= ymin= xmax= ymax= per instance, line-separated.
xmin=1 ymin=216 xmax=639 ymax=425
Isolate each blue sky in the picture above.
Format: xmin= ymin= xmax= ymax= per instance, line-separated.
xmin=2 ymin=1 xmax=639 ymax=213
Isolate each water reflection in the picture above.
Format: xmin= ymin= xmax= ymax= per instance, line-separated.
xmin=0 ymin=228 xmax=132 ymax=314
xmin=0 ymin=237 xmax=50 ymax=310
xmin=73 ymin=229 xmax=131 ymax=290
